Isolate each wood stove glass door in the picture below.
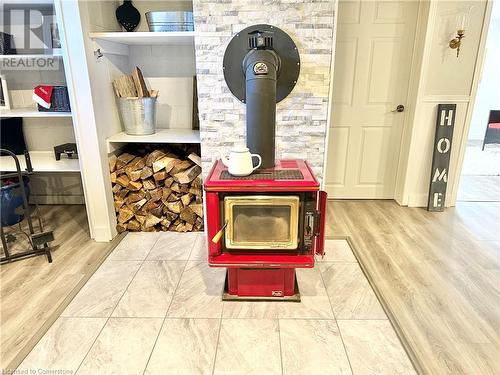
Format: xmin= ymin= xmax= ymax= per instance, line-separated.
xmin=224 ymin=196 xmax=299 ymax=250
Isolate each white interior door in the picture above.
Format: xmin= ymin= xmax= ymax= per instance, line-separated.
xmin=325 ymin=0 xmax=418 ymax=199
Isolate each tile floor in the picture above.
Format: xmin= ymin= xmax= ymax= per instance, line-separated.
xmin=17 ymin=233 xmax=416 ymax=375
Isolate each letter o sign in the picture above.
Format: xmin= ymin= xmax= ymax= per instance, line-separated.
xmin=437 ymin=138 xmax=450 ymax=154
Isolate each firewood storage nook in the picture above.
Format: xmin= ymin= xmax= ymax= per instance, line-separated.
xmin=110 ymin=145 xmax=203 ymax=233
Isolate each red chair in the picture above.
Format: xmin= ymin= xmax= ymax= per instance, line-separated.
xmin=482 ymin=110 xmax=500 ymax=150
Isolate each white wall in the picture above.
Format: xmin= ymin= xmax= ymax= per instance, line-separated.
xmin=468 ymin=0 xmax=500 ymax=140
xmin=397 ymin=0 xmax=488 ymax=207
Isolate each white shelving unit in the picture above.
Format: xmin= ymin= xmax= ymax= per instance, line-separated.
xmin=1 ymin=108 xmax=71 ymax=118
xmin=0 ymin=151 xmax=80 ymax=172
xmin=106 ymin=129 xmax=200 ymax=153
xmin=89 ymin=31 xmax=195 ymax=46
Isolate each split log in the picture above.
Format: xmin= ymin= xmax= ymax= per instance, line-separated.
xmin=110 ymin=172 xmax=117 ymax=183
xmin=116 ymin=153 xmax=135 ymax=168
xmin=189 ymin=186 xmax=202 ymax=197
xmin=127 ymin=219 xmax=141 ymax=231
xmin=118 ymin=207 xmax=134 ymax=223
xmin=127 ymin=180 xmax=142 ymax=191
xmin=194 ymin=217 xmax=204 ymax=231
xmin=114 ymin=199 xmax=125 ymax=212
xmin=191 ymin=176 xmax=202 ymax=189
xmin=112 ymin=184 xmax=122 ymax=193
xmin=116 ymin=223 xmax=127 ymax=233
xmin=141 ymin=166 xmax=153 ymax=180
xmin=132 ymin=198 xmax=147 ymax=213
xmin=160 ymin=219 xmax=171 ymax=227
xmin=166 ymin=200 xmax=183 ymax=214
xmin=153 ymin=170 xmax=167 ymax=182
xmin=126 ymin=169 xmax=142 ymax=182
xmin=181 ymin=193 xmax=192 ymax=207
xmin=145 ymin=213 xmax=162 ymax=228
xmin=153 ymin=156 xmax=180 ymax=173
xmin=189 ymin=203 xmax=204 ymax=218
xmin=144 ymin=199 xmax=161 ymax=212
xmin=167 ymin=193 xmax=180 ymax=202
xmin=131 ymin=67 xmax=149 ymax=98
xmin=149 ymin=188 xmax=163 ymax=202
xmin=180 ymin=206 xmax=197 ymax=225
xmin=117 ymin=189 xmax=129 ymax=200
xmin=116 ymin=174 xmax=130 ymax=188
xmin=135 ymin=214 xmax=146 ymax=225
xmin=187 ymin=152 xmax=201 ymax=167
xmin=175 ymin=165 xmax=201 ymax=184
xmin=126 ymin=191 xmax=145 ymax=205
xmin=170 ymin=160 xmax=192 ymax=175
xmin=164 ymin=177 xmax=174 ymax=187
xmin=146 ymin=150 xmax=165 ymax=166
xmin=149 ymin=206 xmax=163 ymax=218
xmin=165 ymin=211 xmax=179 ymax=222
xmin=142 ymin=179 xmax=156 ymax=190
xmin=109 ymin=154 xmax=117 ymax=172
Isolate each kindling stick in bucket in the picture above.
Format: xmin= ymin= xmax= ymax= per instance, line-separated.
xmin=113 ymin=67 xmax=159 ymax=135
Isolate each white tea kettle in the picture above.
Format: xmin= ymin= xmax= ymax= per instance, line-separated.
xmin=219 ymin=146 xmax=262 ymax=176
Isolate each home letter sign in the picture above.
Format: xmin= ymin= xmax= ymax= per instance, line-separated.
xmin=427 ymin=104 xmax=456 ymax=211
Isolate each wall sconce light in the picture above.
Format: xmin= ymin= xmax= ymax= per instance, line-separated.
xmin=449 ymin=7 xmax=473 ymax=58
xmin=449 ymin=29 xmax=465 ymax=58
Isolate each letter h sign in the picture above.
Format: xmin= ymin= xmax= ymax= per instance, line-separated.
xmin=427 ymin=104 xmax=456 ymax=211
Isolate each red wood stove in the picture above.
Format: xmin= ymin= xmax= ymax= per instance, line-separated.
xmin=204 ymin=159 xmax=327 ymax=301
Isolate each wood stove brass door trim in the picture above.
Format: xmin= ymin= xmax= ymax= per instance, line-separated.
xmin=224 ymin=195 xmax=300 ymax=250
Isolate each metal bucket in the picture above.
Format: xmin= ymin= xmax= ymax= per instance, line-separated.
xmin=117 ymin=97 xmax=157 ymax=135
xmin=145 ymin=11 xmax=194 ymax=32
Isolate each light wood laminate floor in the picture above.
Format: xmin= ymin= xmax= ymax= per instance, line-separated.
xmin=0 ymin=205 xmax=121 ymax=372
xmin=329 ymin=200 xmax=500 ymax=375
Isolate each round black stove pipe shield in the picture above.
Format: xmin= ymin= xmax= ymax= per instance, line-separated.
xmin=222 ymin=24 xmax=300 ymax=103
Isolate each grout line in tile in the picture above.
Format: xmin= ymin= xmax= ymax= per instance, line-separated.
xmin=277 ymin=319 xmax=285 ymax=375
xmin=210 ymin=314 xmax=224 ymax=375
xmin=335 ymin=319 xmax=355 ymax=375
xmin=141 ymin=255 xmax=191 ymax=375
xmin=318 ymin=256 xmax=355 ymax=375
xmin=186 ymin=233 xmax=202 ymax=260
xmin=142 ymin=233 xmax=163 ymax=260
xmin=74 ymin=255 xmax=146 ymax=374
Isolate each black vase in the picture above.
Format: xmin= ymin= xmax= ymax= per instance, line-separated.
xmin=116 ymin=1 xmax=140 ymax=32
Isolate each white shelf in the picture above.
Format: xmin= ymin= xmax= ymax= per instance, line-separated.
xmin=106 ymin=129 xmax=200 ymax=153
xmin=0 ymin=151 xmax=80 ymax=173
xmin=89 ymin=31 xmax=195 ymax=46
xmin=1 ymin=108 xmax=72 ymax=118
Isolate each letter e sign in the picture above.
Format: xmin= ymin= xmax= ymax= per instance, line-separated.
xmin=427 ymin=104 xmax=456 ymax=211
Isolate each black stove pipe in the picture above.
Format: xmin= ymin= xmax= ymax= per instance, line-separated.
xmin=243 ymin=49 xmax=280 ymax=169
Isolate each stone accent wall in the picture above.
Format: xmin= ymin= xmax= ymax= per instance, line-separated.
xmin=193 ymin=0 xmax=335 ymax=181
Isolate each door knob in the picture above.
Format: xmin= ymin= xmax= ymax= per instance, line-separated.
xmin=392 ymin=105 xmax=405 ymax=113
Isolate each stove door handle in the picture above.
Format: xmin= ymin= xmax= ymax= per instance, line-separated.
xmin=315 ymin=191 xmax=327 ymax=258
xmin=212 ymin=220 xmax=228 ymax=244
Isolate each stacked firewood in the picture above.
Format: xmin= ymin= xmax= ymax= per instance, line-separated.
xmin=109 ymin=147 xmax=203 ymax=233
